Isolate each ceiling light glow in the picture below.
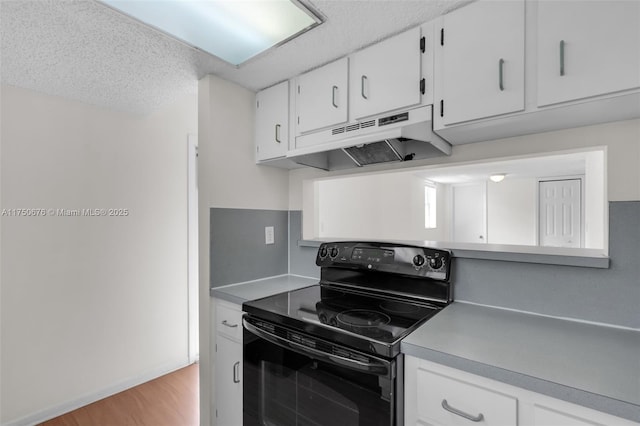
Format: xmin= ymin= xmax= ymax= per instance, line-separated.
xmin=489 ymin=174 xmax=507 ymax=183
xmin=100 ymin=0 xmax=322 ymax=66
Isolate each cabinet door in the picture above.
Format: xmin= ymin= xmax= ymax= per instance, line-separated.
xmin=255 ymin=81 xmax=289 ymax=161
xmin=297 ymin=58 xmax=348 ymax=134
xmin=435 ymin=0 xmax=525 ymax=127
xmin=215 ymin=334 xmax=243 ymax=426
xmin=350 ymin=26 xmax=422 ymax=120
xmin=537 ymin=1 xmax=640 ymax=107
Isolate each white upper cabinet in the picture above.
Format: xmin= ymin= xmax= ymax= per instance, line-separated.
xmin=434 ymin=0 xmax=525 ymax=127
xmin=255 ymin=81 xmax=289 ymax=161
xmin=296 ymin=58 xmax=349 ymax=134
xmin=350 ymin=26 xmax=423 ymax=120
xmin=536 ymin=0 xmax=640 ymax=107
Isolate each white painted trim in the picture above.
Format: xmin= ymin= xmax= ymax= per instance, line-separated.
xmin=3 ymin=360 xmax=192 ymax=426
xmin=187 ymin=134 xmax=199 ymax=364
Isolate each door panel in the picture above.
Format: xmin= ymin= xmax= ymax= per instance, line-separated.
xmin=297 ymin=58 xmax=349 ymax=134
xmin=537 ymin=1 xmax=640 ymax=106
xmin=256 ymin=81 xmax=289 ymax=161
xmin=215 ymin=334 xmax=242 ymax=426
xmin=436 ymin=0 xmax=525 ymax=126
xmin=539 ymin=179 xmax=582 ymax=248
xmin=350 ymin=27 xmax=422 ymax=120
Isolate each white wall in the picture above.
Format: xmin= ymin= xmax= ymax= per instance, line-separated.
xmin=585 ymin=150 xmax=606 ymax=249
xmin=0 ymin=85 xmax=196 ymax=425
xmin=487 ymin=178 xmax=537 ymax=245
xmin=316 ymin=172 xmax=449 ymax=241
xmin=292 ymin=119 xmax=640 ymax=239
xmin=197 ymin=74 xmax=289 ymax=426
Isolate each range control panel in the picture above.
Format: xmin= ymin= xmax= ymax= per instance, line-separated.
xmin=316 ymin=241 xmax=451 ymax=281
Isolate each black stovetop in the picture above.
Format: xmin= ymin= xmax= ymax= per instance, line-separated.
xmin=243 ymin=284 xmax=444 ymax=358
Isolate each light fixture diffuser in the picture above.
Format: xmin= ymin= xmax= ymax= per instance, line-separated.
xmin=489 ymin=174 xmax=506 ymax=183
xmin=99 ymin=0 xmax=323 ymax=66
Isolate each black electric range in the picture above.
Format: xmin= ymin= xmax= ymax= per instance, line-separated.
xmin=242 ymin=242 xmax=452 ymax=426
xmin=243 ymin=241 xmax=453 ymax=359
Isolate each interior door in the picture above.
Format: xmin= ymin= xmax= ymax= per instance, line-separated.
xmin=452 ymin=183 xmax=487 ymax=244
xmin=539 ymin=179 xmax=582 ymax=248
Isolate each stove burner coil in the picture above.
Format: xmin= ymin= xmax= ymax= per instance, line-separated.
xmin=336 ymin=309 xmax=391 ymax=328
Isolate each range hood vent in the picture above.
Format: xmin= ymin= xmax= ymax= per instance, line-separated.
xmin=287 ymin=105 xmax=451 ymax=171
xmin=342 ymin=139 xmax=407 ymax=166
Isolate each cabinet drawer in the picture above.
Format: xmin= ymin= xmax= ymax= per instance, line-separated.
xmin=417 ymin=369 xmax=517 ymax=425
xmin=216 ymin=301 xmax=243 ymax=341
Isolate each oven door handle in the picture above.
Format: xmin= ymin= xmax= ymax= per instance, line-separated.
xmin=243 ymin=318 xmax=390 ymax=376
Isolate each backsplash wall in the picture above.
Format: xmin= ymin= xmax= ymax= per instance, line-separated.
xmin=288 ymin=202 xmax=640 ymax=329
xmin=210 ymin=204 xmax=638 ymax=328
xmin=210 ymin=208 xmax=289 ymax=287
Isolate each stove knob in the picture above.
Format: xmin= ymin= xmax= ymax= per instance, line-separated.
xmin=319 ymin=246 xmax=328 ymax=259
xmin=429 ymin=256 xmax=444 ymax=270
xmin=412 ymin=254 xmax=425 ymax=267
xmin=329 ymin=247 xmax=339 ymax=258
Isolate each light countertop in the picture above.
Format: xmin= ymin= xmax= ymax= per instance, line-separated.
xmin=210 ymin=274 xmax=318 ymax=305
xmin=402 ymin=302 xmax=640 ymax=422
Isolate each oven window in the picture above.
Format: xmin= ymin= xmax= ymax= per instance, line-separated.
xmin=244 ymin=331 xmax=394 ymax=426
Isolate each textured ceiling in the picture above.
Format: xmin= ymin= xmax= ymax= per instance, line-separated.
xmin=0 ymin=0 xmax=471 ymax=114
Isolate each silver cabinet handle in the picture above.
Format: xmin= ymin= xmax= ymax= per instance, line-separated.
xmin=275 ymin=124 xmax=281 ymax=143
xmin=442 ymin=399 xmax=484 ymax=422
xmin=498 ymin=58 xmax=505 ymax=91
xmin=560 ymin=40 xmax=565 ymax=76
xmin=233 ymin=361 xmax=240 ymax=383
xmin=361 ymin=75 xmax=368 ymax=99
xmin=222 ymin=320 xmax=238 ymax=328
xmin=332 ymin=85 xmax=338 ymax=108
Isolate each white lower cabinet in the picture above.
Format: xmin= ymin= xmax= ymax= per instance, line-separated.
xmin=405 ymin=356 xmax=638 ymax=426
xmin=213 ymin=299 xmax=243 ymax=426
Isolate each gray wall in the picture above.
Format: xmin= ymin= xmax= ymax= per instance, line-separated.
xmin=213 ymin=203 xmax=639 ymax=328
xmin=453 ymin=201 xmax=640 ymax=329
xmin=289 ymin=210 xmax=321 ymax=279
xmin=210 ymin=208 xmax=288 ymax=287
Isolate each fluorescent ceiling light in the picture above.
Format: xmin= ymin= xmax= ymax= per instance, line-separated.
xmin=489 ymin=173 xmax=506 ymax=183
xmin=99 ymin=0 xmax=323 ymax=66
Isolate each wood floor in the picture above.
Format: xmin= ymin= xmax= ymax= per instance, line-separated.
xmin=40 ymin=363 xmax=199 ymax=426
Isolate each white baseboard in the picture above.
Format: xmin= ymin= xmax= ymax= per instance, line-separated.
xmin=2 ymin=359 xmax=192 ymax=426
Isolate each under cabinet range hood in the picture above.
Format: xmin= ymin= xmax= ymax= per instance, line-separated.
xmin=287 ymin=105 xmax=451 ymax=171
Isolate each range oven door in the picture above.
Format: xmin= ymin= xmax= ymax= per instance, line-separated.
xmin=243 ymin=316 xmax=402 ymax=426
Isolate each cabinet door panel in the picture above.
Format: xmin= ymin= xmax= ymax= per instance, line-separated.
xmin=437 ymin=0 xmax=525 ymax=126
xmin=297 ymin=58 xmax=348 ymax=134
xmin=416 ymin=369 xmax=517 ymax=426
xmin=256 ymin=81 xmax=289 ymax=161
xmin=537 ymin=1 xmax=640 ymax=106
xmin=350 ymin=27 xmax=422 ymax=120
xmin=215 ymin=334 xmax=243 ymax=426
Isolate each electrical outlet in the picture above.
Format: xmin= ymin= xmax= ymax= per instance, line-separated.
xmin=265 ymin=226 xmax=274 ymax=245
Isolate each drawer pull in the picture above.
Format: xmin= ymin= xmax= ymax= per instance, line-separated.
xmin=442 ymin=399 xmax=484 ymax=422
xmin=222 ymin=320 xmax=238 ymax=328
